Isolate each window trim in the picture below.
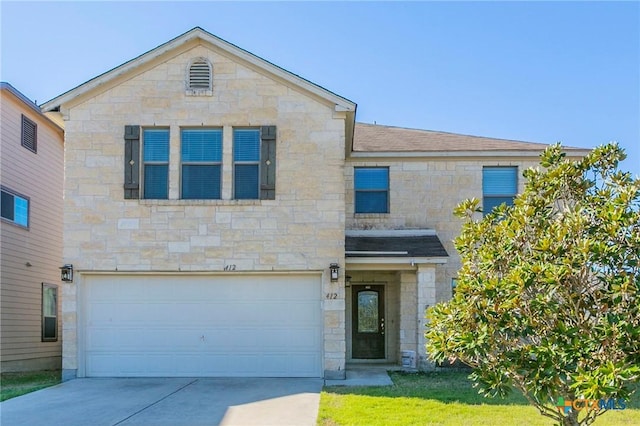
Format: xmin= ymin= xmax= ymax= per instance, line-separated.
xmin=354 ymin=167 xmax=390 ymax=214
xmin=180 ymin=127 xmax=223 ymax=200
xmin=1 ymin=186 xmax=30 ymax=228
xmin=42 ymin=283 xmax=58 ymax=342
xmin=482 ymin=166 xmax=518 ymax=215
xmin=233 ymin=128 xmax=261 ymax=200
xmin=21 ymin=114 xmax=37 ymax=153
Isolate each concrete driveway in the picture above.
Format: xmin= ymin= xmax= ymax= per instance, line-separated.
xmin=0 ymin=377 xmax=323 ymax=426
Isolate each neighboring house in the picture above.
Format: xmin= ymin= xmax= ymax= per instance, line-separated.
xmin=40 ymin=27 xmax=589 ymax=380
xmin=1 ymin=82 xmax=64 ymax=372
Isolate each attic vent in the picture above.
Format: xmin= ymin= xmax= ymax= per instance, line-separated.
xmin=21 ymin=114 xmax=37 ymax=153
xmin=186 ymin=58 xmax=212 ymax=96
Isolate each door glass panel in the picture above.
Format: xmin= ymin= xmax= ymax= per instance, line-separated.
xmin=358 ymin=291 xmax=379 ymax=333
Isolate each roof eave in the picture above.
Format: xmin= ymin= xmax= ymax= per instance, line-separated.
xmin=1 ymin=82 xmax=64 ymax=133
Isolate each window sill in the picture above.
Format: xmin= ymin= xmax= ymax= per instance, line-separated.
xmin=185 ymin=89 xmax=213 ymax=97
xmin=139 ymin=199 xmax=262 ymax=206
xmin=354 ymin=213 xmax=390 ymax=218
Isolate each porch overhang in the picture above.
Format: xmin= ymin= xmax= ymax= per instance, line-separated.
xmin=345 ymin=229 xmax=448 ymax=270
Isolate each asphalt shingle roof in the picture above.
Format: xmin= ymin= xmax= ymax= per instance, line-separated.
xmin=353 ymin=122 xmax=585 ymax=153
xmin=345 ymin=234 xmax=448 ymax=258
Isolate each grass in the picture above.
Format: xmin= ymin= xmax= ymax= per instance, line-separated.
xmin=0 ymin=370 xmax=61 ymax=402
xmin=318 ymin=371 xmax=640 ymax=426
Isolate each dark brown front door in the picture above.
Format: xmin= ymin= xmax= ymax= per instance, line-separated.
xmin=352 ymin=285 xmax=385 ymax=359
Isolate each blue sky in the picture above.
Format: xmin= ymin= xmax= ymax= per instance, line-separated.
xmin=2 ymin=1 xmax=638 ymax=176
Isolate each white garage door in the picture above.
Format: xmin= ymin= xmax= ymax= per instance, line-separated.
xmin=83 ymin=274 xmax=322 ymax=377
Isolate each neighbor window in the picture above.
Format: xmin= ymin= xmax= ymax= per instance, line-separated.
xmin=233 ymin=129 xmax=260 ymax=199
xmin=21 ymin=114 xmax=37 ymax=153
xmin=42 ymin=283 xmax=58 ymax=342
xmin=355 ymin=167 xmax=389 ymax=213
xmin=1 ymin=187 xmax=29 ymax=227
xmin=181 ymin=128 xmax=222 ymax=199
xmin=483 ymin=166 xmax=517 ymax=214
xmin=142 ymin=129 xmax=170 ymax=199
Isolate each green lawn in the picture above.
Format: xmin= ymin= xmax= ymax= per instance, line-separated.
xmin=318 ymin=371 xmax=640 ymax=426
xmin=0 ymin=370 xmax=61 ymax=402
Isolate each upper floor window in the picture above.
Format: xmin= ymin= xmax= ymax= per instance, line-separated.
xmin=233 ymin=129 xmax=260 ymax=199
xmin=123 ymin=125 xmax=276 ymax=201
xmin=142 ymin=129 xmax=169 ymax=199
xmin=181 ymin=128 xmax=222 ymax=199
xmin=186 ymin=58 xmax=212 ymax=96
xmin=21 ymin=114 xmax=37 ymax=153
xmin=355 ymin=167 xmax=389 ymax=213
xmin=483 ymin=166 xmax=517 ymax=214
xmin=1 ymin=186 xmax=29 ymax=227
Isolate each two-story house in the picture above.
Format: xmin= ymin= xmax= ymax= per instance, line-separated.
xmin=1 ymin=82 xmax=64 ymax=372
xmin=41 ymin=28 xmax=589 ymax=380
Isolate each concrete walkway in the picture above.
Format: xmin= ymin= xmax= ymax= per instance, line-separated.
xmin=325 ymin=364 xmax=396 ymax=387
xmin=0 ymin=377 xmax=322 ymax=426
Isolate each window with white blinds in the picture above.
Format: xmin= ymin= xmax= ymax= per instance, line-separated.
xmin=142 ymin=129 xmax=170 ymax=199
xmin=482 ymin=166 xmax=517 ymax=214
xmin=233 ymin=129 xmax=260 ymax=199
xmin=181 ymin=128 xmax=222 ymax=199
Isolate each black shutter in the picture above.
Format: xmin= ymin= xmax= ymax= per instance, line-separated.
xmin=260 ymin=126 xmax=276 ymax=200
xmin=124 ymin=125 xmax=140 ymax=199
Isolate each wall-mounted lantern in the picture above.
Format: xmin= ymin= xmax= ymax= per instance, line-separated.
xmin=60 ymin=264 xmax=73 ymax=282
xmin=329 ymin=263 xmax=340 ymax=281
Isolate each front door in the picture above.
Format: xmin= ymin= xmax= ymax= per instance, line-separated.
xmin=352 ymin=285 xmax=385 ymax=359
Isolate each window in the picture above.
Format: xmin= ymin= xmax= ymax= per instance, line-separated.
xmin=142 ymin=129 xmax=169 ymax=199
xmin=234 ymin=129 xmax=260 ymax=199
xmin=181 ymin=129 xmax=222 ymax=199
xmin=355 ymin=167 xmax=389 ymax=213
xmin=1 ymin=187 xmax=29 ymax=227
xmin=483 ymin=166 xmax=517 ymax=214
xmin=21 ymin=114 xmax=37 ymax=153
xmin=42 ymin=284 xmax=58 ymax=342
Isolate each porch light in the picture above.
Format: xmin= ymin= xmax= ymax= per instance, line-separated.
xmin=329 ymin=263 xmax=340 ymax=281
xmin=60 ymin=264 xmax=73 ymax=282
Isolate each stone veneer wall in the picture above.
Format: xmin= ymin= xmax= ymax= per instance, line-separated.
xmin=345 ymin=158 xmax=542 ymax=304
xmin=60 ymin=43 xmax=348 ymax=378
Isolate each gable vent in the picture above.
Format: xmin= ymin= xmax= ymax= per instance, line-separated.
xmin=189 ymin=59 xmax=211 ymax=89
xmin=21 ymin=114 xmax=37 ymax=153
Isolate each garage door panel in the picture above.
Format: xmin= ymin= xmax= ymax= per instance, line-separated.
xmin=85 ymin=328 xmax=117 ymax=350
xmin=83 ymin=274 xmax=322 ymax=377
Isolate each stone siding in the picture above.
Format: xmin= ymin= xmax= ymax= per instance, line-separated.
xmin=61 ymin=44 xmax=347 ymax=378
xmin=346 ymin=158 xmax=541 ymax=303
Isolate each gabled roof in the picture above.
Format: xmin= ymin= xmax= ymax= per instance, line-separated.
xmin=40 ymin=27 xmax=356 ymax=114
xmin=352 ymin=122 xmax=590 ymax=157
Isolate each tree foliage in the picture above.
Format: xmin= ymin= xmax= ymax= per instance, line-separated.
xmin=426 ymin=143 xmax=640 ymax=426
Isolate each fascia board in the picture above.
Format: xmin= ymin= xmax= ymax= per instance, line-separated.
xmin=346 ymin=257 xmax=448 ymax=266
